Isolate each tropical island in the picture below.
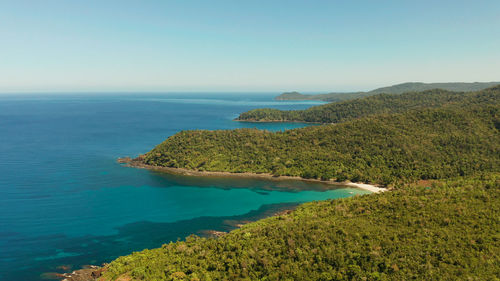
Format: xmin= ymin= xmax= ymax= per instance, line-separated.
xmin=78 ymin=85 xmax=500 ymax=281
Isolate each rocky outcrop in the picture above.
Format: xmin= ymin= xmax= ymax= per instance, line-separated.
xmin=53 ymin=264 xmax=106 ymax=281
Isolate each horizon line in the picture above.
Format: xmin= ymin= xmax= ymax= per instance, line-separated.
xmin=1 ymin=80 xmax=499 ymax=95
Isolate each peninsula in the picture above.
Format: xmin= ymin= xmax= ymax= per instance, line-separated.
xmin=135 ymin=86 xmax=499 ymax=187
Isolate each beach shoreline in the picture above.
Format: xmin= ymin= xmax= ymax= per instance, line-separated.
xmin=233 ymin=119 xmax=323 ymax=124
xmin=118 ymin=156 xmax=388 ymax=193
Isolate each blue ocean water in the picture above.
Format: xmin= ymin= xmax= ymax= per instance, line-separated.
xmin=0 ymin=93 xmax=369 ymax=281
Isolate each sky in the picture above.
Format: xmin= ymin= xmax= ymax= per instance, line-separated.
xmin=0 ymin=0 xmax=499 ymax=93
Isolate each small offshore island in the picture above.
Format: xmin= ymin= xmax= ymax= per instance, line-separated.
xmin=69 ymin=85 xmax=499 ymax=281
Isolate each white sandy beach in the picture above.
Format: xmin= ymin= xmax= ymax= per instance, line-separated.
xmin=345 ymin=182 xmax=388 ymax=193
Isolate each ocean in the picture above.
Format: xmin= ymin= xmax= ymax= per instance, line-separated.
xmin=0 ymin=93 xmax=369 ymax=280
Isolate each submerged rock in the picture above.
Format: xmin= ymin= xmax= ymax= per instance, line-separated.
xmin=116 ymin=157 xmax=132 ymax=164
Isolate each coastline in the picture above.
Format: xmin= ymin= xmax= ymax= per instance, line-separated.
xmin=118 ymin=157 xmax=388 ymax=193
xmin=63 ymin=158 xmax=388 ymax=280
xmin=57 ymin=203 xmax=301 ymax=281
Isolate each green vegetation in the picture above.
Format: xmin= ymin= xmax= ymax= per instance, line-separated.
xmin=275 ymin=81 xmax=500 ymax=102
xmin=237 ymin=86 xmax=500 ymax=123
xmin=103 ymin=86 xmax=500 ymax=280
xmin=101 ymin=174 xmax=500 ymax=281
xmin=143 ymin=88 xmax=499 ymax=186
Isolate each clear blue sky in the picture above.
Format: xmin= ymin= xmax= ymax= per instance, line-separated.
xmin=1 ymin=0 xmax=499 ymax=92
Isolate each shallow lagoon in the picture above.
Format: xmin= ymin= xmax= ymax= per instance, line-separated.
xmin=0 ymin=93 xmax=368 ymax=280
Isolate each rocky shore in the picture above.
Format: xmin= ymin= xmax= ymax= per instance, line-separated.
xmin=46 ymin=265 xmax=105 ymax=281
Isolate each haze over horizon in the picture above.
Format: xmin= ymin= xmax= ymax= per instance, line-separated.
xmin=1 ymin=0 xmax=499 ymax=93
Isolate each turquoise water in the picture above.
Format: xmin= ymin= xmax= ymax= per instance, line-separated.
xmin=0 ymin=93 xmax=369 ymax=280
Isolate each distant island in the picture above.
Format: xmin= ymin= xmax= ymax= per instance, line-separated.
xmin=275 ymin=81 xmax=500 ymax=102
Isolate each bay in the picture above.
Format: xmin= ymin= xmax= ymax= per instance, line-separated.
xmin=0 ymin=93 xmax=368 ymax=280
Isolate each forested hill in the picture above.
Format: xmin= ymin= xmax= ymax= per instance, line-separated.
xmin=369 ymin=81 xmax=500 ymax=94
xmin=141 ymin=90 xmax=499 ymax=186
xmin=275 ymin=81 xmax=500 ymax=102
xmin=237 ymin=86 xmax=500 ymax=123
xmin=101 ymin=174 xmax=500 ymax=281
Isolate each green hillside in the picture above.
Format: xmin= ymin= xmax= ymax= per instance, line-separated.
xmin=142 ymin=88 xmax=499 ymax=186
xmin=100 ymin=174 xmax=500 ymax=281
xmin=370 ymin=82 xmax=500 ymax=95
xmin=237 ymin=86 xmax=499 ymax=124
xmin=275 ymin=82 xmax=500 ymax=102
